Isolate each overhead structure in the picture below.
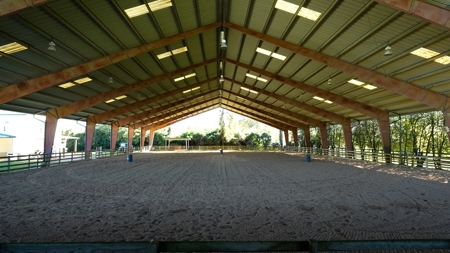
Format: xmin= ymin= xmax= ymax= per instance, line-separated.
xmin=1 ymin=0 xmax=450 ymax=158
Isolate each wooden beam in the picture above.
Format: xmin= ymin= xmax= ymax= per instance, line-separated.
xmin=225 ymin=77 xmax=350 ymax=125
xmin=0 ymin=22 xmax=220 ymax=105
xmin=224 ymin=89 xmax=323 ymax=126
xmin=0 ymin=0 xmax=52 ymax=17
xmin=112 ymin=90 xmax=217 ymax=127
xmin=225 ymin=58 xmax=387 ymax=120
xmin=132 ymin=98 xmax=218 ymax=129
xmin=222 ymin=97 xmax=313 ymax=129
xmin=225 ymin=22 xmax=450 ymax=113
xmin=88 ymin=78 xmax=216 ymax=124
xmin=374 ymin=0 xmax=450 ymax=31
xmin=48 ymin=58 xmax=218 ymax=119
xmin=223 ymin=104 xmax=294 ymax=131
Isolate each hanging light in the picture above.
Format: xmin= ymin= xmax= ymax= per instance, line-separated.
xmin=220 ymin=61 xmax=223 ymax=70
xmin=328 ymin=78 xmax=332 ymax=85
xmin=108 ymin=76 xmax=114 ymax=84
xmin=220 ymin=31 xmax=227 ymax=49
xmin=384 ymin=45 xmax=392 ymax=56
xmin=47 ymin=41 xmax=56 ymax=52
xmin=219 ymin=75 xmax=224 ymax=82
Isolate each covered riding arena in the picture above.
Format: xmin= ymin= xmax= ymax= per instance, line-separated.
xmin=2 ymin=0 xmax=450 ymax=250
xmin=0 ymin=151 xmax=449 ymax=242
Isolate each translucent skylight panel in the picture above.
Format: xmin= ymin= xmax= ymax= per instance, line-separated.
xmin=74 ymin=77 xmax=92 ymax=84
xmin=256 ymin=47 xmax=287 ymax=61
xmin=240 ymin=87 xmax=258 ymax=93
xmin=157 ymin=51 xmax=172 ymax=59
xmin=183 ymin=86 xmax=200 ymax=93
xmin=157 ymin=46 xmax=188 ymax=59
xmin=256 ymin=77 xmax=268 ymax=82
xmin=174 ymin=73 xmax=196 ymax=82
xmin=124 ymin=4 xmax=148 ymax=18
xmin=171 ymin=46 xmax=188 ymax=55
xmin=59 ymin=82 xmax=76 ymax=89
xmin=246 ymin=73 xmax=257 ymax=79
xmin=115 ymin=95 xmax=127 ymax=100
xmin=410 ymin=47 xmax=439 ymax=59
xmin=148 ymin=0 xmax=172 ymax=11
xmin=246 ymin=73 xmax=268 ymax=82
xmin=184 ymin=73 xmax=196 ymax=78
xmin=434 ymin=56 xmax=450 ymax=65
xmin=364 ymin=84 xmax=377 ymax=90
xmin=256 ymin=47 xmax=271 ymax=56
xmin=0 ymin=42 xmax=27 ymax=55
xmin=275 ymin=0 xmax=321 ymax=21
xmin=313 ymin=96 xmax=324 ymax=101
xmin=313 ymin=96 xmax=332 ymax=103
xmin=125 ymin=0 xmax=172 ymax=18
xmin=298 ymin=7 xmax=321 ymax=21
xmin=271 ymin=52 xmax=287 ymax=61
xmin=106 ymin=95 xmax=126 ymax=103
xmin=348 ymin=79 xmax=365 ymax=86
xmin=275 ymin=0 xmax=298 ymax=14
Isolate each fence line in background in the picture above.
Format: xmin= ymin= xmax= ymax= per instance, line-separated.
xmin=1 ymin=146 xmax=450 ymax=173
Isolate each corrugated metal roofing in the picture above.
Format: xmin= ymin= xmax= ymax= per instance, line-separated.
xmin=0 ymin=0 xmax=449 ymax=130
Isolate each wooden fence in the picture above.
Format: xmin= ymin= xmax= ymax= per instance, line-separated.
xmin=2 ymin=146 xmax=450 ymax=173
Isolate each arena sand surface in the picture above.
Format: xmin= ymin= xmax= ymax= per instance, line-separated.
xmin=0 ymin=151 xmax=449 ymax=242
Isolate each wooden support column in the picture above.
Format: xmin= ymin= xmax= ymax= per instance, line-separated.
xmin=111 ymin=123 xmax=119 ymax=153
xmin=140 ymin=127 xmax=146 ymax=151
xmin=284 ymin=129 xmax=289 ymax=148
xmin=304 ymin=127 xmax=311 ymax=149
xmin=44 ymin=112 xmax=58 ymax=164
xmin=292 ymin=127 xmax=298 ymax=147
xmin=85 ymin=121 xmax=95 ymax=159
xmin=149 ymin=129 xmax=156 ymax=150
xmin=342 ymin=121 xmax=353 ymax=152
xmin=128 ymin=126 xmax=134 ymax=151
xmin=378 ymin=113 xmax=391 ymax=163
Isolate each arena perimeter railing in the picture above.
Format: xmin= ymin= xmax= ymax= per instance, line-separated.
xmin=2 ymin=146 xmax=450 ymax=173
xmin=1 ymin=239 xmax=450 ymax=253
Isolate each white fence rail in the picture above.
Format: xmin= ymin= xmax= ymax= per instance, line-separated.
xmin=1 ymin=146 xmax=449 ymax=173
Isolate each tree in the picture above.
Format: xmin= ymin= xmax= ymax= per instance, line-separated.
xmin=245 ymin=132 xmax=261 ymax=146
xmin=260 ymin=132 xmax=271 ymax=149
xmin=219 ymin=109 xmax=225 ymax=147
xmin=92 ymin=124 xmax=111 ymax=149
xmin=310 ymin=128 xmax=322 ymax=149
xmin=352 ymin=121 xmax=367 ymax=159
xmin=153 ymin=132 xmax=165 ymax=146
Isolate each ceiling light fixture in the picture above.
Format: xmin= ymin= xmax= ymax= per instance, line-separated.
xmin=220 ymin=31 xmax=227 ymax=49
xmin=219 ymin=75 xmax=224 ymax=83
xmin=108 ymin=76 xmax=114 ymax=84
xmin=384 ymin=44 xmax=392 ymax=56
xmin=48 ymin=41 xmax=56 ymax=52
xmin=328 ymin=78 xmax=332 ymax=85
